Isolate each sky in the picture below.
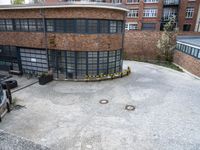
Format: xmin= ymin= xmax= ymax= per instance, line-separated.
xmin=0 ymin=0 xmax=31 ymax=5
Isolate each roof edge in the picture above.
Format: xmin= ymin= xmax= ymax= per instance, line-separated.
xmin=0 ymin=2 xmax=129 ymax=12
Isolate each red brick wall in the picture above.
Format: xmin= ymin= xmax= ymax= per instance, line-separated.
xmin=0 ymin=32 xmax=122 ymax=51
xmin=124 ymin=31 xmax=162 ymax=60
xmin=124 ymin=31 xmax=200 ymax=60
xmin=0 ymin=8 xmax=124 ymax=20
xmin=174 ymin=50 xmax=200 ymax=77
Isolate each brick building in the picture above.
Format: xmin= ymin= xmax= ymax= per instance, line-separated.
xmin=0 ymin=3 xmax=128 ymax=79
xmin=174 ymin=36 xmax=200 ymax=77
xmin=195 ymin=3 xmax=200 ymax=32
xmin=44 ymin=0 xmax=200 ymax=32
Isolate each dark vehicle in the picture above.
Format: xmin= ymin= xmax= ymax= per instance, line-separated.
xmin=0 ymin=84 xmax=11 ymax=122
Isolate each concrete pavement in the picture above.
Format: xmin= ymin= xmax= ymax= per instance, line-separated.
xmin=0 ymin=61 xmax=200 ymax=150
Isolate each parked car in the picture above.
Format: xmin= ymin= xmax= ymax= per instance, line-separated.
xmin=0 ymin=84 xmax=11 ymax=122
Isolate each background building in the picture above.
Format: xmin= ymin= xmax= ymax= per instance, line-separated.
xmin=195 ymin=3 xmax=200 ymax=32
xmin=44 ymin=0 xmax=200 ymax=32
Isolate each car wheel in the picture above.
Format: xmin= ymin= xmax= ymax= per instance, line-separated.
xmin=2 ymin=80 xmax=18 ymax=89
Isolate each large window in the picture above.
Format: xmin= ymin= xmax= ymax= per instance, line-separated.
xmin=163 ymin=8 xmax=177 ymax=21
xmin=127 ymin=9 xmax=139 ymax=18
xmin=142 ymin=23 xmax=156 ymax=30
xmin=144 ymin=0 xmax=159 ymax=3
xmin=0 ymin=18 xmax=123 ymax=34
xmin=49 ymin=49 xmax=122 ymax=79
xmin=125 ymin=22 xmax=138 ymax=30
xmin=20 ymin=48 xmax=48 ymax=74
xmin=143 ymin=8 xmax=158 ymax=17
xmin=185 ymin=7 xmax=194 ymax=19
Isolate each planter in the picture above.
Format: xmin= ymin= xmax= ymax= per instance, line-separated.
xmin=38 ymin=74 xmax=53 ymax=85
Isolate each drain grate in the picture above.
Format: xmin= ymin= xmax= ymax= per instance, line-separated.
xmin=125 ymin=105 xmax=135 ymax=111
xmin=99 ymin=99 xmax=109 ymax=104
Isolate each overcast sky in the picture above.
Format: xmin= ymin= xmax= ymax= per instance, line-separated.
xmin=0 ymin=0 xmax=30 ymax=5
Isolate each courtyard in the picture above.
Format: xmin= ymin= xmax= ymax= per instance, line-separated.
xmin=1 ymin=61 xmax=200 ymax=150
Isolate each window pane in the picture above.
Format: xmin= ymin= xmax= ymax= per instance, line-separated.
xmin=28 ymin=19 xmax=36 ymax=31
xmin=100 ymin=20 xmax=109 ymax=33
xmin=88 ymin=20 xmax=98 ymax=33
xmin=6 ymin=19 xmax=13 ymax=31
xmin=20 ymin=19 xmax=29 ymax=31
xmin=46 ymin=20 xmax=54 ymax=32
xmin=76 ymin=20 xmax=86 ymax=33
xmin=110 ymin=21 xmax=117 ymax=33
xmin=55 ymin=19 xmax=65 ymax=32
xmin=0 ymin=19 xmax=6 ymax=31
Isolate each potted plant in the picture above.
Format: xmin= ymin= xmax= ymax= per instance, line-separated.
xmin=38 ymin=72 xmax=53 ymax=85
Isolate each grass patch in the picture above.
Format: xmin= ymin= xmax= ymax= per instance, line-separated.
xmin=153 ymin=61 xmax=183 ymax=72
xmin=125 ymin=58 xmax=183 ymax=72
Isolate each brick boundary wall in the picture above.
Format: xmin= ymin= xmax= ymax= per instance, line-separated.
xmin=174 ymin=50 xmax=200 ymax=77
xmin=124 ymin=31 xmax=200 ymax=60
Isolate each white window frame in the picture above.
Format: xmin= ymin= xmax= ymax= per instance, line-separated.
xmin=144 ymin=0 xmax=159 ymax=3
xmin=143 ymin=8 xmax=158 ymax=18
xmin=185 ymin=7 xmax=194 ymax=19
xmin=127 ymin=9 xmax=139 ymax=18
xmin=125 ymin=22 xmax=138 ymax=30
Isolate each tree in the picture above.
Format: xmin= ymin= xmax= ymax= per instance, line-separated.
xmin=11 ymin=0 xmax=25 ymax=4
xmin=157 ymin=16 xmax=178 ymax=63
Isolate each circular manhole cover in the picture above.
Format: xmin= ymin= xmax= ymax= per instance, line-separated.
xmin=99 ymin=99 xmax=109 ymax=104
xmin=125 ymin=105 xmax=135 ymax=111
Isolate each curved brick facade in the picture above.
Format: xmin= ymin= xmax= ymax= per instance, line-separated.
xmin=0 ymin=4 xmax=128 ymax=79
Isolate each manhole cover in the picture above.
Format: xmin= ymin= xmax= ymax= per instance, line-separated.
xmin=99 ymin=99 xmax=109 ymax=104
xmin=125 ymin=105 xmax=135 ymax=111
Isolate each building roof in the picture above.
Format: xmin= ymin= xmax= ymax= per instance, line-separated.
xmin=177 ymin=36 xmax=200 ymax=49
xmin=0 ymin=2 xmax=129 ymax=12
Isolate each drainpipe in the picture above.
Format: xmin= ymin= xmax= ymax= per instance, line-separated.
xmin=40 ymin=5 xmax=49 ymax=72
xmin=121 ymin=11 xmax=126 ymax=71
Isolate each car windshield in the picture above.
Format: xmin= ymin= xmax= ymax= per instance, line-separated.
xmin=0 ymin=85 xmax=3 ymax=104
